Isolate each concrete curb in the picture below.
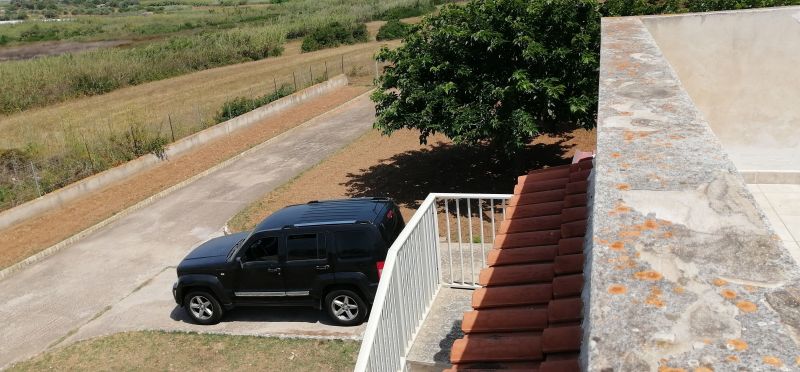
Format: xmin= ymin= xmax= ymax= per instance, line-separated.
xmin=0 ymin=88 xmax=374 ymax=282
xmin=0 ymin=75 xmax=349 ymax=231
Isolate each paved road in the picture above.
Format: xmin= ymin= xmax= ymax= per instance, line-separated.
xmin=0 ymin=92 xmax=374 ymax=368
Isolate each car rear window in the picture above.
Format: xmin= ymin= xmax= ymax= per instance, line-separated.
xmin=335 ymin=230 xmax=373 ymax=259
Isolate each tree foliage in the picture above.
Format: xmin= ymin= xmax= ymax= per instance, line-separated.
xmin=372 ymin=0 xmax=601 ymax=156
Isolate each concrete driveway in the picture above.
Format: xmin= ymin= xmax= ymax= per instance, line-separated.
xmin=0 ymin=92 xmax=373 ymax=368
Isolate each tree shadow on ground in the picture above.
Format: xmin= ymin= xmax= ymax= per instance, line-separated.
xmin=342 ymin=137 xmax=574 ymax=209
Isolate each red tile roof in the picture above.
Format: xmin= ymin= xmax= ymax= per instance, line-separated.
xmin=446 ymin=158 xmax=592 ymax=372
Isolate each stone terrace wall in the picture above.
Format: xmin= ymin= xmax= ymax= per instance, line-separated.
xmin=585 ymin=14 xmax=800 ymax=371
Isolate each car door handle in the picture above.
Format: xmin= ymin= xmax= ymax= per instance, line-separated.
xmin=315 ymin=265 xmax=330 ymax=270
xmin=267 ymin=267 xmax=281 ymax=273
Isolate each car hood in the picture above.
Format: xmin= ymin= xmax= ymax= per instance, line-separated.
xmin=183 ymin=232 xmax=248 ymax=260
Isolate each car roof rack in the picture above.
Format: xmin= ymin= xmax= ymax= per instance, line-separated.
xmin=282 ymin=220 xmax=370 ymax=229
xmin=307 ymin=197 xmax=390 ymax=204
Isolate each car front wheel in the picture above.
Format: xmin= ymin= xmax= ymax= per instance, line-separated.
xmin=184 ymin=291 xmax=223 ymax=325
xmin=325 ymin=289 xmax=367 ymax=326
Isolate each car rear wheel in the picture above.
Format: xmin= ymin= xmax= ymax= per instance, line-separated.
xmin=185 ymin=291 xmax=223 ymax=325
xmin=325 ymin=289 xmax=367 ymax=326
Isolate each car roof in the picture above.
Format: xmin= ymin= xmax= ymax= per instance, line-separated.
xmin=254 ymin=198 xmax=394 ymax=232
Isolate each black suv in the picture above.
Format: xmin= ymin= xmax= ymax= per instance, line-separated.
xmin=173 ymin=198 xmax=404 ymax=326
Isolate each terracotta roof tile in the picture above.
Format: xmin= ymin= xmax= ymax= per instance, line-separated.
xmin=494 ymin=230 xmax=561 ymax=249
xmin=448 ymin=157 xmax=593 ymax=371
xmin=462 ymin=307 xmax=548 ymax=333
xmin=451 ymin=333 xmax=543 ymax=363
xmin=472 ymin=284 xmax=553 ymax=308
xmin=557 ymin=238 xmax=584 ymax=255
xmin=487 ymin=245 xmax=558 ymax=266
xmin=552 ymin=274 xmax=584 ymax=298
xmin=504 ymin=201 xmax=565 ymax=219
xmin=513 ymin=189 xmax=566 ymax=206
xmin=478 ymin=263 xmax=555 ymax=287
xmin=500 ymin=215 xmax=563 ymax=233
xmin=553 ymin=254 xmax=585 ymax=275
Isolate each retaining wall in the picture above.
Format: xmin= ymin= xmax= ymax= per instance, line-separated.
xmin=0 ymin=74 xmax=349 ymax=230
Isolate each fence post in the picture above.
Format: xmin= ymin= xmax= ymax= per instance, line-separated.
xmin=375 ymin=60 xmax=379 ymax=80
xmin=168 ymin=115 xmax=176 ymax=142
xmin=324 ymin=61 xmax=328 ymax=79
xmin=341 ymin=55 xmax=345 ymax=74
xmin=81 ymin=133 xmax=95 ymax=170
xmin=273 ymin=77 xmax=277 ymax=93
xmin=29 ymin=161 xmax=42 ymax=197
xmin=292 ymin=71 xmax=297 ymax=90
xmin=309 ymin=65 xmax=313 ymax=82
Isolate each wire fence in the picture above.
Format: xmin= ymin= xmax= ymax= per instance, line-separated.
xmin=0 ymin=54 xmax=389 ymax=211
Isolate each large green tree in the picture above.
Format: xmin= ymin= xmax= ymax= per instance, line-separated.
xmin=371 ymin=0 xmax=601 ymax=157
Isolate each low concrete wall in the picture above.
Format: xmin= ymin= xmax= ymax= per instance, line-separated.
xmin=0 ymin=74 xmax=349 ymax=230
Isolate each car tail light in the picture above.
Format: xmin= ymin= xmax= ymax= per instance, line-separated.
xmin=376 ymin=261 xmax=385 ymax=279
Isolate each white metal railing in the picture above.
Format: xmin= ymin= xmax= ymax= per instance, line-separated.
xmin=355 ymin=193 xmax=512 ymax=372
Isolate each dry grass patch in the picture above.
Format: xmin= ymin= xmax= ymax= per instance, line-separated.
xmin=8 ymin=331 xmax=358 ymax=372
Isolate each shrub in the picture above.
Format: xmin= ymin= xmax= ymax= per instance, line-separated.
xmin=376 ymin=19 xmax=411 ymax=41
xmin=0 ymin=27 xmax=285 ymax=114
xmin=301 ymin=22 xmax=368 ymax=52
xmin=215 ymin=84 xmax=295 ymax=123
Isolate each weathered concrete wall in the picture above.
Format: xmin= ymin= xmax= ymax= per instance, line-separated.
xmin=0 ymin=75 xmax=348 ymax=230
xmin=587 ymin=14 xmax=800 ymax=371
xmin=643 ymin=7 xmax=800 ymax=174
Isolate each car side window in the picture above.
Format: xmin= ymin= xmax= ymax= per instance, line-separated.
xmin=287 ymin=233 xmax=325 ymax=261
xmin=243 ymin=236 xmax=279 ymax=262
xmin=335 ymin=229 xmax=372 ymax=259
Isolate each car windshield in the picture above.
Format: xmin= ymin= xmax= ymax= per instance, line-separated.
xmin=226 ymin=235 xmax=249 ymax=260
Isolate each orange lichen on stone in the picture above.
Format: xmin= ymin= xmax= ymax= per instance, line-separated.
xmin=673 ymin=286 xmax=685 ymax=294
xmin=736 ymin=301 xmax=757 ymax=313
xmin=713 ymin=278 xmax=728 ymax=286
xmin=610 ymin=241 xmax=625 ymax=251
xmin=643 ymin=219 xmax=658 ymax=230
xmin=727 ymin=339 xmax=748 ymax=351
xmin=795 ymin=356 xmax=800 ymax=366
xmin=615 ymin=203 xmax=631 ymax=213
xmin=702 ymin=338 xmax=712 ymax=345
xmin=721 ymin=289 xmax=737 ymax=299
xmin=646 ymin=287 xmax=665 ymax=308
xmin=726 ymin=355 xmax=739 ymax=362
xmin=694 ymin=367 xmax=713 ymax=372
xmin=619 ymin=230 xmax=641 ymax=238
xmin=620 ymin=162 xmax=631 ymax=170
xmin=608 ymin=284 xmax=627 ymax=295
xmin=617 ymin=183 xmax=631 ymax=191
xmin=763 ymin=356 xmax=783 ymax=367
xmin=744 ymin=285 xmax=757 ymax=292
xmin=635 ymin=270 xmax=663 ymax=281
xmin=611 ymin=152 xmax=622 ymax=158
xmin=658 ymin=367 xmax=686 ymax=372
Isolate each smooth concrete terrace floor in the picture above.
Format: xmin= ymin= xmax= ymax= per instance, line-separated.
xmin=748 ymin=183 xmax=800 ymax=265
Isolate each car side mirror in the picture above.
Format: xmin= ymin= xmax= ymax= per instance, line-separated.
xmin=236 ymin=256 xmax=244 ymax=269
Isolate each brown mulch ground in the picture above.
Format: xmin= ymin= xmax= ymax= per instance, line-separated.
xmin=228 ymin=128 xmax=597 ymax=233
xmin=0 ymin=85 xmax=370 ymax=270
